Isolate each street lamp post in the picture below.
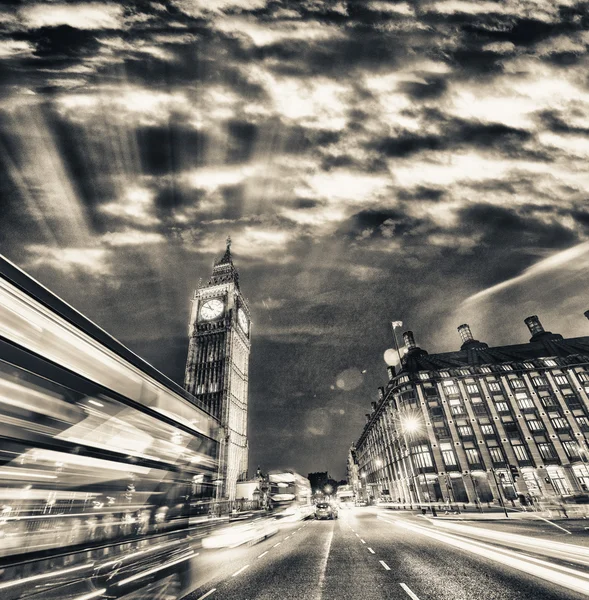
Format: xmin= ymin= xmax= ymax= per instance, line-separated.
xmin=490 ymin=469 xmax=509 ymax=518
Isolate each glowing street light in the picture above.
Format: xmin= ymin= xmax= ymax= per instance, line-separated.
xmin=401 ymin=415 xmax=421 ymax=435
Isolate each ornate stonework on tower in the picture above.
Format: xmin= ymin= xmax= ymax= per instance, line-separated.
xmin=184 ymin=238 xmax=251 ymax=501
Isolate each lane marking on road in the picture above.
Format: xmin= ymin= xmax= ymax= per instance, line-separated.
xmin=285 ymin=536 xmax=291 ymax=540
xmin=355 ymin=533 xmax=360 ymax=538
xmin=232 ymin=565 xmax=250 ymax=577
xmin=400 ymin=583 xmax=421 ymax=600
xmin=273 ymin=542 xmax=281 ymax=547
xmin=360 ymin=539 xmax=366 ymax=544
xmin=257 ymin=551 xmax=268 ymax=559
xmin=368 ymin=547 xmax=375 ymax=554
xmin=196 ymin=589 xmax=216 ymax=600
xmin=316 ymin=523 xmax=335 ymax=600
xmin=379 ymin=560 xmax=391 ymax=571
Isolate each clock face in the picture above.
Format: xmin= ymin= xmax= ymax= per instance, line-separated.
xmin=200 ymin=298 xmax=224 ymax=321
xmin=237 ymin=308 xmax=249 ymax=333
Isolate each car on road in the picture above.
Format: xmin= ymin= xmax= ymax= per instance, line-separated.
xmin=315 ymin=502 xmax=338 ymax=520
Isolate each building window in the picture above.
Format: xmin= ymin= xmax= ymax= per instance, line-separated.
xmin=522 ymin=362 xmax=535 ymax=369
xmin=465 ymin=448 xmax=481 ymax=465
xmin=576 ymin=416 xmax=589 ymax=428
xmin=419 ymin=372 xmax=430 ymax=380
xmin=480 ymin=366 xmax=492 ymax=373
xmin=562 ymin=441 xmax=580 ymax=459
xmin=480 ymin=424 xmax=494 ymax=435
xmin=543 ymin=359 xmax=558 ymax=367
xmin=488 ymin=447 xmax=504 ymax=463
xmin=440 ymin=443 xmax=457 ymax=466
xmin=538 ymin=443 xmax=558 ymax=460
xmin=553 ymin=375 xmax=568 ymax=386
xmin=526 ymin=420 xmax=544 ymax=431
xmin=532 ymin=376 xmax=548 ymax=387
xmin=466 ymin=384 xmax=480 ymax=395
xmin=459 ymin=369 xmax=470 ymax=376
xmin=488 ymin=382 xmax=502 ymax=392
xmin=511 ymin=379 xmax=525 ymax=389
xmin=444 ymin=385 xmax=460 ymax=396
xmin=550 ymin=417 xmax=569 ymax=430
xmin=540 ymin=395 xmax=558 ymax=408
xmin=495 ymin=402 xmax=510 ymax=413
xmin=439 ymin=371 xmax=450 ymax=378
xmin=413 ymin=444 xmax=433 ymax=469
xmin=500 ymin=365 xmax=513 ymax=371
xmin=516 ymin=396 xmax=535 ymax=410
xmin=457 ymin=425 xmax=473 ymax=437
xmin=577 ymin=372 xmax=589 ymax=382
xmin=512 ymin=444 xmax=530 ymax=462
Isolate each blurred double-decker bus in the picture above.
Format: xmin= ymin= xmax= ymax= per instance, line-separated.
xmin=267 ymin=471 xmax=313 ymax=520
xmin=0 ymin=256 xmax=221 ymax=600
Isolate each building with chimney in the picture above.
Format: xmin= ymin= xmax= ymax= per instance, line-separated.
xmin=184 ymin=238 xmax=251 ymax=502
xmin=354 ymin=315 xmax=589 ymax=512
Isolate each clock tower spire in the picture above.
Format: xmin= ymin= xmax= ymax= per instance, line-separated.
xmin=184 ymin=238 xmax=251 ymax=502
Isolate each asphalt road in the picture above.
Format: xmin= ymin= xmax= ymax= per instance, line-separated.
xmin=182 ymin=508 xmax=589 ymax=600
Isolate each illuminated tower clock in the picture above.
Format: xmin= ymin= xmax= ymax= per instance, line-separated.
xmin=184 ymin=237 xmax=251 ymax=501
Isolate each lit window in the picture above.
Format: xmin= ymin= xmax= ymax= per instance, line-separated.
xmin=551 ymin=417 xmax=569 ymax=430
xmin=562 ymin=441 xmax=580 ymax=458
xmin=488 ymin=382 xmax=502 ymax=392
xmin=522 ymin=362 xmax=535 ymax=369
xmin=459 ymin=369 xmax=470 ymax=376
xmin=495 ymin=402 xmax=510 ymax=413
xmin=526 ymin=420 xmax=543 ymax=431
xmin=516 ymin=396 xmax=534 ymax=409
xmin=419 ymin=372 xmax=430 ymax=380
xmin=512 ymin=444 xmax=530 ymax=462
xmin=439 ymin=371 xmax=450 ymax=377
xmin=543 ymin=359 xmax=558 ymax=367
xmin=576 ymin=416 xmax=589 ymax=427
xmin=500 ymin=365 xmax=513 ymax=371
xmin=577 ymin=372 xmax=589 ymax=382
xmin=540 ymin=395 xmax=558 ymax=407
xmin=413 ymin=444 xmax=433 ymax=469
xmin=488 ymin=447 xmax=504 ymax=463
xmin=532 ymin=376 xmax=548 ymax=387
xmin=479 ymin=366 xmax=492 ymax=373
xmin=480 ymin=424 xmax=494 ymax=435
xmin=553 ymin=375 xmax=568 ymax=386
xmin=465 ymin=448 xmax=481 ymax=465
xmin=440 ymin=442 xmax=457 ymax=466
xmin=511 ymin=379 xmax=525 ymax=389
xmin=444 ymin=384 xmax=460 ymax=395
xmin=538 ymin=443 xmax=558 ymax=460
xmin=457 ymin=425 xmax=473 ymax=436
xmin=466 ymin=384 xmax=479 ymax=395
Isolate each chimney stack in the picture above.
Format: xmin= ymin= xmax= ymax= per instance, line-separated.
xmin=457 ymin=323 xmax=473 ymax=344
xmin=371 ymin=401 xmax=377 ymax=412
xmin=365 ymin=414 xmax=371 ymax=423
xmin=378 ymin=387 xmax=385 ymax=400
xmin=524 ymin=315 xmax=544 ymax=337
xmin=387 ymin=365 xmax=396 ymax=379
xmin=403 ymin=330 xmax=417 ymax=350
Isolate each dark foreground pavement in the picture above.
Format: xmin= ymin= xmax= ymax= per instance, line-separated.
xmin=179 ymin=507 xmax=589 ymax=600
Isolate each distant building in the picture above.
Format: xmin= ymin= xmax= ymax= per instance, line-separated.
xmin=184 ymin=238 xmax=251 ymax=501
xmin=354 ymin=315 xmax=589 ymax=512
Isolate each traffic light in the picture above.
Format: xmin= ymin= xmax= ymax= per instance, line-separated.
xmin=509 ymin=464 xmax=519 ymax=481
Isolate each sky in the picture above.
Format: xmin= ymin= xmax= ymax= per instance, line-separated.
xmin=1 ymin=0 xmax=589 ymax=480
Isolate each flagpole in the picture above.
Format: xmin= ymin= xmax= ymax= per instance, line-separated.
xmin=391 ymin=321 xmax=402 ymax=366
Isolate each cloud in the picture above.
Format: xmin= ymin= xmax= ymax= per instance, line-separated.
xmin=171 ymin=0 xmax=268 ymax=17
xmin=25 ymin=245 xmax=112 ymax=276
xmin=20 ymin=3 xmax=124 ymax=30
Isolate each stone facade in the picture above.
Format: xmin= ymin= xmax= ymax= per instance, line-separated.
xmin=354 ymin=315 xmax=589 ymax=512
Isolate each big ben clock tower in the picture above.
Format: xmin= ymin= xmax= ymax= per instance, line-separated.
xmin=184 ymin=237 xmax=251 ymax=501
